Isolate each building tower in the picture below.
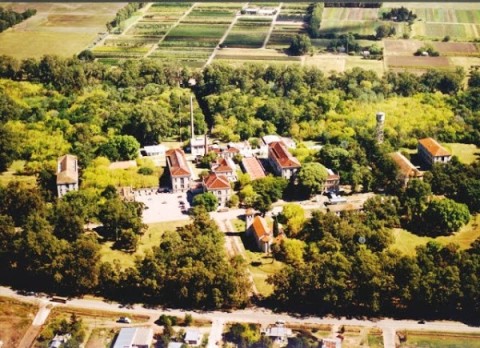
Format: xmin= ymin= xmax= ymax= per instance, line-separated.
xmin=245 ymin=208 xmax=255 ymax=235
xmin=190 ymin=95 xmax=194 ymax=139
xmin=376 ymin=112 xmax=385 ymax=144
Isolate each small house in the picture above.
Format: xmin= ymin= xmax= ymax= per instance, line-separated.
xmin=49 ymin=334 xmax=71 ymax=348
xmin=211 ymin=158 xmax=237 ymax=182
xmin=113 ymin=327 xmax=153 ymax=348
xmin=389 ymin=152 xmax=423 ymax=188
xmin=268 ymin=141 xmax=301 ymax=180
xmin=184 ymin=329 xmax=202 ymax=346
xmin=166 ymin=149 xmax=192 ymax=193
xmin=264 ymin=326 xmax=293 ymax=345
xmin=325 ymin=169 xmax=340 ymax=193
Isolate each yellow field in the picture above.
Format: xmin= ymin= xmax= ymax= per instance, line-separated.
xmin=0 ymin=3 xmax=125 ymax=59
xmin=304 ymin=54 xmax=346 ymax=73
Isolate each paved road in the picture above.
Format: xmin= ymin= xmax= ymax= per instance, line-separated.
xmin=3 ymin=286 xmax=480 ymax=348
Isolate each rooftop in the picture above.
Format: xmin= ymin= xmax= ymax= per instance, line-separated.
xmin=418 ymin=137 xmax=451 ymax=157
xmin=113 ymin=327 xmax=153 ymax=348
xmin=166 ymin=148 xmax=191 ymax=177
xmin=241 ymin=157 xmax=266 ymax=180
xmin=389 ymin=152 xmax=423 ymax=178
xmin=184 ymin=329 xmax=202 ymax=342
xmin=212 ymin=158 xmax=234 ymax=173
xmin=251 ymin=216 xmax=272 ymax=242
xmin=203 ymin=173 xmax=230 ymax=190
xmin=56 ymin=154 xmax=78 ymax=185
xmin=268 ymin=141 xmax=301 ymax=169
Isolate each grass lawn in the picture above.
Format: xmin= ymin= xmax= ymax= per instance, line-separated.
xmin=399 ymin=331 xmax=480 ymax=347
xmin=85 ymin=328 xmax=118 ymax=348
xmin=244 ymin=250 xmax=283 ymax=297
xmin=0 ymin=296 xmax=37 ymax=348
xmin=391 ymin=214 xmax=480 ymax=256
xmin=443 ymin=143 xmax=480 ymax=164
xmin=100 ymin=220 xmax=189 ymax=269
xmin=0 ymin=160 xmax=36 ymax=188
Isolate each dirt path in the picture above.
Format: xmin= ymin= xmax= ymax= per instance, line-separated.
xmin=144 ymin=2 xmax=197 ymax=58
xmin=207 ymin=318 xmax=225 ymax=348
xmin=17 ymin=300 xmax=53 ymax=348
xmin=204 ymin=2 xmax=249 ymax=68
xmin=262 ymin=3 xmax=283 ymax=49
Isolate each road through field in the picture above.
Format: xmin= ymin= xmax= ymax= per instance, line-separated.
xmin=204 ymin=2 xmax=249 ymax=67
xmin=144 ymin=2 xmax=198 ymax=58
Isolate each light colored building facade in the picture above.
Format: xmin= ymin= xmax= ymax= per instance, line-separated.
xmin=203 ymin=173 xmax=231 ymax=207
xmin=191 ymin=136 xmax=208 ymax=157
xmin=268 ymin=141 xmax=301 ymax=180
xmin=166 ymin=149 xmax=192 ymax=193
xmin=389 ymin=152 xmax=423 ymax=188
xmin=211 ymin=158 xmax=237 ymax=182
xmin=56 ymin=154 xmax=79 ymax=198
xmin=418 ymin=137 xmax=452 ymax=167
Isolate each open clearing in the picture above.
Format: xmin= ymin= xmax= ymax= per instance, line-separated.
xmin=0 ymin=3 xmax=125 ymax=59
xmin=398 ymin=330 xmax=480 ymax=347
xmin=0 ymin=296 xmax=37 ymax=348
xmin=443 ymin=143 xmax=480 ymax=164
xmin=391 ymin=214 xmax=480 ymax=256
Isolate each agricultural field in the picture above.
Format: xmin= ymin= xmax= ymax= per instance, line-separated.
xmin=386 ymin=56 xmax=452 ymax=72
xmin=0 ymin=297 xmax=37 ymax=348
xmin=398 ymin=331 xmax=480 ymax=348
xmin=214 ymin=48 xmax=302 ymax=66
xmin=0 ymin=3 xmax=125 ymax=59
xmin=277 ymin=2 xmax=310 ymax=22
xmin=224 ymin=18 xmax=273 ymax=49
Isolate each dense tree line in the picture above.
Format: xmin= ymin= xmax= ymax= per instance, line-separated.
xmin=306 ymin=3 xmax=323 ymax=38
xmin=0 ymin=7 xmax=36 ymax=33
xmin=0 ymin=182 xmax=249 ymax=308
xmin=268 ymin=208 xmax=480 ymax=321
xmin=106 ymin=3 xmax=145 ymax=32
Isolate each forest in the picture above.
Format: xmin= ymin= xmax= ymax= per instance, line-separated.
xmin=0 ymin=55 xmax=479 ymax=317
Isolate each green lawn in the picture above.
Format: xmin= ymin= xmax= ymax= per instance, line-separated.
xmin=0 ymin=160 xmax=36 ymax=188
xmin=391 ymin=214 xmax=480 ymax=256
xmin=244 ymin=250 xmax=283 ymax=297
xmin=399 ymin=331 xmax=480 ymax=348
xmin=100 ymin=220 xmax=189 ymax=269
xmin=443 ymin=143 xmax=480 ymax=164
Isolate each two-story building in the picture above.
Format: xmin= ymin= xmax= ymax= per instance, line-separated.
xmin=324 ymin=169 xmax=340 ymax=193
xmin=418 ymin=137 xmax=452 ymax=167
xmin=389 ymin=152 xmax=423 ymax=188
xmin=211 ymin=158 xmax=237 ymax=182
xmin=203 ymin=172 xmax=231 ymax=207
xmin=166 ymin=149 xmax=192 ymax=193
xmin=268 ymin=141 xmax=301 ymax=180
xmin=56 ymin=154 xmax=79 ymax=198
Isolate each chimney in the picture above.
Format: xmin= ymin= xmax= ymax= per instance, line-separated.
xmin=190 ymin=95 xmax=194 ymax=139
xmin=204 ymin=133 xmax=208 ymax=156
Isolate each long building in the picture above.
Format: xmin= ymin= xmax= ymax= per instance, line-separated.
xmin=389 ymin=152 xmax=423 ymax=188
xmin=268 ymin=141 xmax=301 ymax=180
xmin=418 ymin=137 xmax=451 ymax=167
xmin=166 ymin=148 xmax=192 ymax=193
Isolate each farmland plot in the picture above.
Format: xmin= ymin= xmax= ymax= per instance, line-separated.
xmin=277 ymin=3 xmax=310 ymax=22
xmin=224 ymin=18 xmax=273 ymax=48
xmin=267 ymin=23 xmax=307 ymax=49
xmin=322 ymin=7 xmax=380 ymax=21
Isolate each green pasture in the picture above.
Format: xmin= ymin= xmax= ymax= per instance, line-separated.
xmin=322 ymin=7 xmax=380 ymax=21
xmin=443 ymin=143 xmax=480 ymax=164
xmin=399 ymin=331 xmax=480 ymax=348
xmin=412 ymin=22 xmax=480 ymax=40
xmin=224 ymin=19 xmax=272 ymax=48
xmin=166 ymin=24 xmax=228 ymax=39
xmin=412 ymin=8 xmax=480 ymax=24
xmin=391 ymin=214 xmax=480 ymax=256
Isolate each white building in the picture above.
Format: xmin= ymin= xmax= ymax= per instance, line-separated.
xmin=166 ymin=148 xmax=192 ymax=193
xmin=142 ymin=145 xmax=166 ymax=157
xmin=191 ymin=136 xmax=208 ymax=157
xmin=56 ymin=154 xmax=79 ymax=198
xmin=418 ymin=137 xmax=452 ymax=167
xmin=112 ymin=327 xmax=153 ymax=348
xmin=184 ymin=329 xmax=202 ymax=346
xmin=203 ymin=173 xmax=231 ymax=207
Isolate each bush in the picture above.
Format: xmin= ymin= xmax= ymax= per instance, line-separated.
xmin=138 ymin=167 xmax=154 ymax=175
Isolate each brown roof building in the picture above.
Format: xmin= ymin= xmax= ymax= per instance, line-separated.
xmin=241 ymin=156 xmax=266 ymax=180
xmin=248 ymin=215 xmax=273 ymax=253
xmin=390 ymin=152 xmax=423 ymax=188
xmin=202 ymin=173 xmax=231 ymax=207
xmin=56 ymin=154 xmax=79 ymax=197
xmin=268 ymin=141 xmax=301 ymax=180
xmin=418 ymin=137 xmax=451 ymax=167
xmin=166 ymin=148 xmax=192 ymax=193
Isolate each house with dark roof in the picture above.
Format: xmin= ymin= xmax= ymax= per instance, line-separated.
xmin=203 ymin=172 xmax=231 ymax=207
xmin=211 ymin=158 xmax=237 ymax=182
xmin=241 ymin=156 xmax=266 ymax=180
xmin=418 ymin=137 xmax=451 ymax=167
xmin=245 ymin=211 xmax=273 ymax=253
xmin=389 ymin=152 xmax=423 ymax=188
xmin=56 ymin=154 xmax=79 ymax=198
xmin=268 ymin=141 xmax=301 ymax=180
xmin=166 ymin=149 xmax=192 ymax=193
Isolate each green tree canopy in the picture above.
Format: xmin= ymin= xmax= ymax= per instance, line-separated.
xmin=297 ymin=162 xmax=328 ymax=197
xmin=423 ymin=198 xmax=470 ymax=236
xmin=193 ymin=192 xmax=219 ymax=212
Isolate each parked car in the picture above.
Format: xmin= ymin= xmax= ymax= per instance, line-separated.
xmin=118 ymin=317 xmax=132 ymax=324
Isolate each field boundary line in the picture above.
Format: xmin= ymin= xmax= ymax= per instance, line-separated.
xmin=204 ymin=2 xmax=250 ymax=68
xmin=262 ymin=3 xmax=283 ymax=49
xmin=144 ymin=2 xmax=198 ymax=59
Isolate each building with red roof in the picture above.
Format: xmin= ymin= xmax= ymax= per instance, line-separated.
xmin=268 ymin=141 xmax=301 ymax=179
xmin=241 ymin=156 xmax=266 ymax=180
xmin=211 ymin=158 xmax=237 ymax=182
xmin=418 ymin=137 xmax=451 ymax=167
xmin=166 ymin=148 xmax=192 ymax=193
xmin=390 ymin=152 xmax=423 ymax=188
xmin=202 ymin=173 xmax=231 ymax=207
xmin=246 ymin=214 xmax=273 ymax=253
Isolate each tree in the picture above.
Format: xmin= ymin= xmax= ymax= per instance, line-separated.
xmin=375 ymin=24 xmax=396 ymax=39
xmin=97 ymin=135 xmax=140 ymax=161
xmin=289 ymin=34 xmax=312 ymax=56
xmin=278 ymin=203 xmax=306 ymax=237
xmin=402 ymin=179 xmax=431 ymax=224
xmin=297 ymin=162 xmax=328 ymax=197
xmin=363 ymin=196 xmax=400 ymax=228
xmin=193 ymin=192 xmax=218 ymax=212
xmin=77 ymin=50 xmax=94 ymax=61
xmin=272 ymin=239 xmax=306 ymax=266
xmin=422 ymin=199 xmax=470 ymax=236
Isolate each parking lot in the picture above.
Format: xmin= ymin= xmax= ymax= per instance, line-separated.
xmin=135 ymin=189 xmax=191 ymax=224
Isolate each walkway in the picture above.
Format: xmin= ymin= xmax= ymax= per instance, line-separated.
xmin=17 ymin=299 xmax=53 ymax=348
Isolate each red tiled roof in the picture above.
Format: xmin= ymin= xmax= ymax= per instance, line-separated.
xmin=166 ymin=149 xmax=191 ymax=177
xmin=225 ymin=146 xmax=240 ymax=153
xmin=251 ymin=216 xmax=271 ymax=242
xmin=212 ymin=158 xmax=233 ymax=173
xmin=203 ymin=173 xmax=230 ymax=190
xmin=241 ymin=157 xmax=266 ymax=180
xmin=390 ymin=152 xmax=423 ymax=178
xmin=418 ymin=138 xmax=451 ymax=157
xmin=57 ymin=154 xmax=78 ymax=184
xmin=268 ymin=141 xmax=301 ymax=169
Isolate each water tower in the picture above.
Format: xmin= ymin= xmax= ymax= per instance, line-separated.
xmin=376 ymin=112 xmax=385 ymax=144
